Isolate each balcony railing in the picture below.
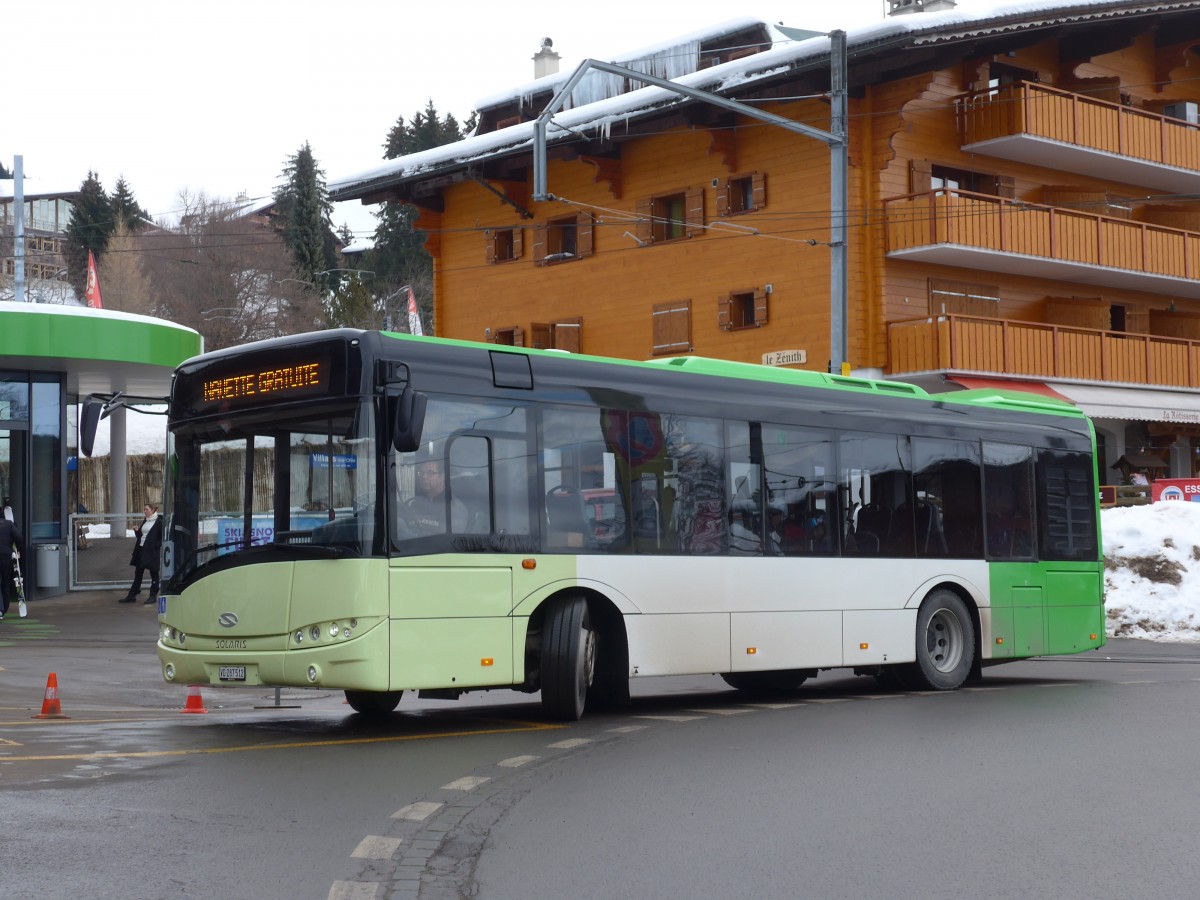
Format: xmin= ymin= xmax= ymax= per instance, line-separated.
xmin=957 ymin=81 xmax=1200 ymax=189
xmin=884 ymin=188 xmax=1200 ymax=298
xmin=887 ymin=312 xmax=1200 ymax=388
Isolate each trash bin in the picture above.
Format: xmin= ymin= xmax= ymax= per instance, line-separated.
xmin=36 ymin=544 xmax=61 ymax=588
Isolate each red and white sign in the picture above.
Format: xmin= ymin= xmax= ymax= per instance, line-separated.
xmin=1152 ymin=478 xmax=1200 ymax=502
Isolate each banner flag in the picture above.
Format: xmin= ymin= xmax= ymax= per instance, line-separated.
xmin=406 ymin=285 xmax=423 ymax=336
xmin=85 ymin=250 xmax=104 ymax=309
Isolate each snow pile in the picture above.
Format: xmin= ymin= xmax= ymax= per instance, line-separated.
xmin=1103 ymin=502 xmax=1200 ymax=642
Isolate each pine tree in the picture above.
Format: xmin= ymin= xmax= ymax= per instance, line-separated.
xmin=275 ymin=142 xmax=337 ymax=295
xmin=370 ymin=102 xmax=477 ymax=334
xmin=0 ymin=160 xmax=12 ymax=179
xmin=63 ymin=172 xmax=114 ymax=299
xmin=111 ymin=176 xmax=151 ymax=231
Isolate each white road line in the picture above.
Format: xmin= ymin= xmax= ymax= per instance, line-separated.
xmin=498 ymin=754 xmax=539 ymax=767
xmin=391 ymin=801 xmax=443 ymax=821
xmin=547 ymin=738 xmax=592 ymax=749
xmin=805 ymin=698 xmax=852 ymax=704
xmin=442 ymin=776 xmax=490 ymax=791
xmin=608 ymin=724 xmax=649 ymax=732
xmin=328 ymin=880 xmax=379 ymax=899
xmin=351 ymin=836 xmax=403 ymax=860
xmin=633 ymin=714 xmax=706 ymax=722
xmin=859 ymin=694 xmax=903 ymax=700
xmin=744 ymin=702 xmax=804 ymax=709
xmin=686 ymin=708 xmax=752 ymax=715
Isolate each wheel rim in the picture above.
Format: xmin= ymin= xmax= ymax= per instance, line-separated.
xmin=579 ymin=627 xmax=596 ymax=695
xmin=925 ymin=607 xmax=965 ymax=673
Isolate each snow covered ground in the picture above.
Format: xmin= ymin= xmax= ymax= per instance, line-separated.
xmin=1103 ymin=501 xmax=1200 ymax=643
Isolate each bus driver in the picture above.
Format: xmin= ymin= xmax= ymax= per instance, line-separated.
xmin=402 ymin=444 xmax=464 ymax=536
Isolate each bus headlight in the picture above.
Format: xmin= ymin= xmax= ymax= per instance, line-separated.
xmin=295 ymin=630 xmax=304 ymax=644
xmin=329 ymin=622 xmax=340 ymax=638
xmin=307 ymin=665 xmax=319 ymax=683
xmin=179 ymin=632 xmax=186 ymax=645
xmin=310 ymin=626 xmax=321 ymax=642
xmin=164 ymin=664 xmax=176 ymax=681
xmin=343 ymin=627 xmax=352 ymax=639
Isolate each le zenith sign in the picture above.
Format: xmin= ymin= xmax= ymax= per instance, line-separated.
xmin=762 ymin=349 xmax=807 ymax=367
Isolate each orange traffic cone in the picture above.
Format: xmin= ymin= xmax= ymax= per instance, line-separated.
xmin=33 ymin=672 xmax=69 ymax=720
xmin=180 ymin=684 xmax=208 ymax=714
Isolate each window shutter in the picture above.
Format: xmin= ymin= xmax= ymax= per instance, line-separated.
xmin=751 ymin=172 xmax=766 ymax=210
xmin=532 ymin=224 xmax=547 ymax=264
xmin=512 ymin=326 xmax=525 ymax=347
xmin=636 ymin=199 xmax=652 ymax=244
xmin=577 ymin=216 xmax=593 ymax=257
xmin=553 ymin=317 xmax=582 ymax=353
xmin=652 ymin=301 xmax=691 ymax=354
xmin=512 ymin=226 xmax=524 ymax=259
xmin=909 ymin=159 xmax=933 ymax=193
xmin=715 ymin=181 xmax=731 ymax=218
xmin=996 ymin=175 xmax=1016 ymax=199
xmin=530 ymin=322 xmax=552 ymax=350
xmin=486 ymin=328 xmax=499 ymax=344
xmin=754 ymin=288 xmax=768 ymax=325
xmin=685 ymin=187 xmax=705 ymax=236
xmin=486 ymin=231 xmax=497 ymax=264
xmin=717 ymin=293 xmax=732 ymax=331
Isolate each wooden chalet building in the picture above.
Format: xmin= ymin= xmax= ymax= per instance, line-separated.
xmin=332 ymin=0 xmax=1200 ymax=481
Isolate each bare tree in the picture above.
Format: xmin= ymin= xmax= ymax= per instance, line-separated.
xmin=141 ymin=191 xmax=321 ymax=350
xmin=98 ymin=219 xmax=154 ymax=314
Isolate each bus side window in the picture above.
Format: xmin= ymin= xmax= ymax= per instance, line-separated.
xmin=984 ymin=443 xmax=1035 ymax=560
xmin=448 ymin=436 xmax=491 ymax=534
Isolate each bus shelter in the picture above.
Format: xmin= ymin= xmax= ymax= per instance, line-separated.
xmin=0 ymin=301 xmax=201 ymax=600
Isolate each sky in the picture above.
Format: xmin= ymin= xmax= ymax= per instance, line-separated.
xmin=88 ymin=412 xmax=1200 ymax=643
xmin=8 ymin=0 xmax=890 ymax=242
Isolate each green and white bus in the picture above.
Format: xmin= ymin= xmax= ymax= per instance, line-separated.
xmin=148 ymin=328 xmax=1104 ymax=720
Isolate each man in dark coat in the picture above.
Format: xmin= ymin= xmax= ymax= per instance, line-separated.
xmin=0 ymin=515 xmax=24 ymax=620
xmin=121 ymin=503 xmax=163 ymax=604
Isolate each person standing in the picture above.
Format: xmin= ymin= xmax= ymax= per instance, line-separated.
xmin=120 ymin=503 xmax=162 ymax=605
xmin=0 ymin=514 xmax=23 ymax=621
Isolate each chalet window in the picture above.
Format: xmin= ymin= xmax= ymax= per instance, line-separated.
xmin=914 ymin=162 xmax=1013 ymax=198
xmin=533 ymin=214 xmax=594 ymax=265
xmin=487 ymin=325 xmax=525 ymax=346
xmin=530 ymin=317 xmax=582 ymax=352
xmin=636 ymin=187 xmax=705 ymax=244
xmin=718 ymin=288 xmax=768 ymax=330
xmin=929 ymin=278 xmax=1000 ymax=317
xmin=486 ymin=227 xmax=522 ymax=264
xmin=716 ymin=173 xmax=766 ymax=217
xmin=652 ymin=300 xmax=692 ymax=355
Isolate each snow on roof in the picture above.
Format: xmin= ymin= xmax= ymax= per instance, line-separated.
xmin=330 ymin=0 xmax=1200 ymax=199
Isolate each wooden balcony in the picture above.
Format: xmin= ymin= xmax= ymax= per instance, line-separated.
xmin=887 ymin=312 xmax=1200 ymax=388
xmin=884 ymin=188 xmax=1200 ymax=299
xmin=957 ymin=81 xmax=1200 ymax=192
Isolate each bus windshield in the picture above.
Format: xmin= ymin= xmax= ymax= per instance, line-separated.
xmin=163 ymin=397 xmax=377 ymax=584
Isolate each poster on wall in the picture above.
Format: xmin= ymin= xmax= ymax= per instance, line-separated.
xmin=1151 ymin=479 xmax=1200 ymax=502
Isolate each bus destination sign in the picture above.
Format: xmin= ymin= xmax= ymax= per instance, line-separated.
xmin=198 ymin=360 xmax=327 ymax=409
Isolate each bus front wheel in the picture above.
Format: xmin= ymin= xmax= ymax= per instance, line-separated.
xmin=541 ymin=595 xmax=595 ymax=721
xmin=344 ymin=690 xmax=403 ymax=716
xmin=909 ymin=589 xmax=975 ymax=690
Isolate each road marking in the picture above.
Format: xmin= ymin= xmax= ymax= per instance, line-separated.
xmin=497 ymin=754 xmax=538 ymax=767
xmin=805 ymin=698 xmax=852 ymax=704
xmin=744 ymin=702 xmax=804 ymax=709
xmin=1118 ymin=680 xmax=1157 ymax=684
xmin=686 ymin=707 xmax=751 ymax=715
xmin=351 ymin=836 xmax=403 ymax=859
xmin=859 ymin=694 xmax=903 ymax=700
xmin=547 ymin=737 xmax=592 ymax=749
xmin=608 ymin=724 xmax=648 ymax=732
xmin=0 ymin=719 xmax=559 ymax=762
xmin=442 ymin=776 xmax=489 ymax=791
xmin=328 ymin=880 xmax=379 ymax=899
xmin=0 ymin=737 xmax=22 ymax=746
xmin=634 ymin=714 xmax=705 ymax=722
xmin=391 ymin=801 xmax=442 ymax=821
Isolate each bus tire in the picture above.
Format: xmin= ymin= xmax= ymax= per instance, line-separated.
xmin=721 ymin=670 xmax=810 ymax=693
xmin=541 ymin=595 xmax=595 ymax=721
xmin=344 ymin=690 xmax=403 ymax=716
xmin=909 ymin=589 xmax=974 ymax=690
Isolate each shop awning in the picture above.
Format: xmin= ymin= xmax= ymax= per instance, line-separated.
xmin=946 ymin=376 xmax=1070 ymax=401
xmin=1047 ymin=383 xmax=1200 ymax=425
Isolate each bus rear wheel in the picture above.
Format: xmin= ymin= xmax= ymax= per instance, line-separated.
xmin=721 ymin=670 xmax=810 ymax=693
xmin=541 ymin=595 xmax=595 ymax=721
xmin=908 ymin=589 xmax=975 ymax=690
xmin=344 ymin=690 xmax=403 ymax=716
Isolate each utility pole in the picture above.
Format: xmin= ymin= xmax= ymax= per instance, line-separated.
xmin=14 ymin=155 xmax=26 ymax=303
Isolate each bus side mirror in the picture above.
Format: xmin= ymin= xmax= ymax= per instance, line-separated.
xmin=392 ymin=385 xmax=427 ymax=453
xmin=80 ymin=395 xmax=105 ymax=458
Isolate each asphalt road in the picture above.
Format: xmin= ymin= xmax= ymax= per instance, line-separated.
xmin=2 ymin=592 xmax=1198 ymax=900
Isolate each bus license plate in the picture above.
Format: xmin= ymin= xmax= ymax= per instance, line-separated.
xmin=218 ymin=665 xmax=246 ymax=682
